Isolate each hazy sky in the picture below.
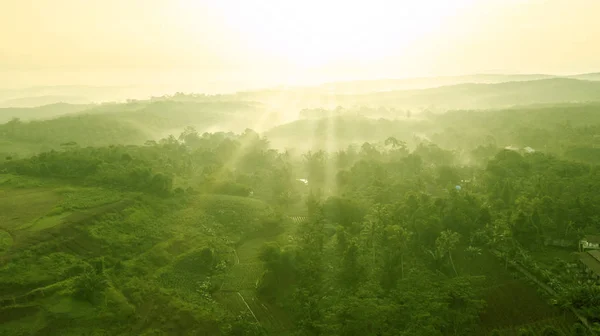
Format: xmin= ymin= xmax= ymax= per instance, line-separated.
xmin=1 ymin=0 xmax=599 ymax=89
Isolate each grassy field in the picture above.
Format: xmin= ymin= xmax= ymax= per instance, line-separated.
xmin=0 ymin=230 xmax=13 ymax=254
xmin=0 ymin=188 xmax=61 ymax=231
xmin=0 ymin=178 xmax=299 ymax=335
xmin=453 ymin=249 xmax=578 ymax=335
xmin=214 ymin=216 xmax=297 ymax=333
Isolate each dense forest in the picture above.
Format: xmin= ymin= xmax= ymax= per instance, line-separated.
xmin=1 ymin=83 xmax=600 ymax=335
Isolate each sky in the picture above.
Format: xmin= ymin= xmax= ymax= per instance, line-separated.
xmin=1 ymin=0 xmax=599 ymax=90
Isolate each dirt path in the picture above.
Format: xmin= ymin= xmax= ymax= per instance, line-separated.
xmin=237 ymin=292 xmax=259 ymax=323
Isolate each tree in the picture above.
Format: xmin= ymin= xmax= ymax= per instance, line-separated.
xmin=437 ymin=165 xmax=461 ymax=186
xmin=179 ymin=126 xmax=202 ymax=147
xmin=360 ymin=142 xmax=381 ymax=160
xmin=387 ymin=225 xmax=412 ymax=279
xmin=339 ymin=243 xmax=362 ymax=289
xmin=303 ymin=150 xmax=327 ymax=187
xmin=385 ymin=137 xmax=400 ymax=148
xmin=435 ymin=230 xmax=461 ymax=276
xmin=73 ymin=265 xmax=109 ymax=304
xmin=517 ymin=328 xmax=535 ymax=336
xmin=225 ymin=312 xmax=266 ymax=336
xmin=540 ymin=325 xmax=563 ymax=336
xmin=149 ymin=173 xmax=173 ymax=195
xmin=322 ymin=196 xmax=365 ymax=234
xmin=570 ymin=323 xmax=587 ymax=336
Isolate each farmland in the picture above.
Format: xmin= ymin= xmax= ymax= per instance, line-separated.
xmin=454 ymin=249 xmax=579 ymax=335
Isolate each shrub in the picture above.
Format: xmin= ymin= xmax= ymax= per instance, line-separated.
xmin=541 ymin=325 xmax=563 ymax=336
xmin=72 ymin=267 xmax=109 ymax=303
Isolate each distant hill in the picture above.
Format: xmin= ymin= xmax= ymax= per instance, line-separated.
xmin=3 ymin=72 xmax=600 ymax=109
xmin=0 ymin=85 xmax=157 ymax=107
xmin=234 ymin=78 xmax=600 ymax=111
xmin=0 ymin=96 xmax=93 ymax=108
xmin=341 ymin=78 xmax=600 ymax=109
xmin=568 ymin=72 xmax=600 ymax=81
xmin=0 ymin=100 xmax=271 ymax=156
xmin=0 ymin=103 xmax=93 ymax=123
xmin=264 ymin=115 xmax=428 ymax=151
xmin=264 ymin=102 xmax=600 ymax=153
xmin=317 ymin=73 xmax=557 ymax=93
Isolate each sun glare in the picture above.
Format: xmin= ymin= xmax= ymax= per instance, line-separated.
xmin=179 ymin=0 xmax=478 ymax=70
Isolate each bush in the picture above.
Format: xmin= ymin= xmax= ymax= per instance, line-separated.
xmin=517 ymin=328 xmax=534 ymax=336
xmin=72 ymin=267 xmax=109 ymax=303
xmin=540 ymin=325 xmax=563 ymax=336
xmin=211 ymin=181 xmax=251 ymax=197
xmin=570 ymin=323 xmax=586 ymax=336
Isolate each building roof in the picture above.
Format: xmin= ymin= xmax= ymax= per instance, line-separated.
xmin=583 ymin=235 xmax=600 ymax=244
xmin=579 ymin=252 xmax=600 ymax=277
xmin=589 ymin=250 xmax=600 ymax=263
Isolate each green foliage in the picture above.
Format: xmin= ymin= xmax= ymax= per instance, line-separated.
xmin=322 ymin=196 xmax=366 ymax=233
xmin=540 ymin=325 xmax=564 ymax=335
xmin=2 ymin=145 xmax=176 ymax=195
xmin=4 ymin=100 xmax=600 ymax=335
xmin=517 ymin=328 xmax=535 ymax=336
xmin=224 ymin=312 xmax=267 ymax=336
xmin=210 ymin=180 xmax=252 ymax=197
xmin=196 ymin=194 xmax=278 ymax=237
xmin=570 ymin=323 xmax=587 ymax=336
xmin=72 ymin=266 xmax=109 ymax=303
xmin=0 ymin=230 xmax=12 ymax=253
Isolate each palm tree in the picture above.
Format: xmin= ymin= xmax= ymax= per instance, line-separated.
xmin=435 ymin=230 xmax=461 ymax=276
xmin=385 ymin=136 xmax=400 ymax=148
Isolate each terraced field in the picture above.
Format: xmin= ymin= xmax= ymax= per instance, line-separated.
xmin=0 ymin=185 xmax=298 ymax=334
xmin=479 ymin=280 xmax=576 ymax=335
xmin=0 ymin=188 xmax=61 ymax=232
xmin=453 ymin=250 xmax=578 ymax=335
xmin=215 ymin=215 xmax=300 ymax=334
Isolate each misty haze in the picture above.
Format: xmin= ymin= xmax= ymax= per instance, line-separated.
xmin=2 ymin=1 xmax=600 ymax=335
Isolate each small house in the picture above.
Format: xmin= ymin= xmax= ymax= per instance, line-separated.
xmin=579 ymin=235 xmax=600 ymax=251
xmin=578 ymin=250 xmax=600 ymax=281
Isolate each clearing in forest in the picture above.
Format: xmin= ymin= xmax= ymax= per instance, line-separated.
xmin=454 ymin=249 xmax=577 ymax=335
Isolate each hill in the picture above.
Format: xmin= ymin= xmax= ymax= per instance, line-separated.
xmin=265 ymin=102 xmax=600 ymax=158
xmin=264 ymin=115 xmax=427 ymax=151
xmin=232 ymin=78 xmax=600 ymax=111
xmin=0 ymin=96 xmax=93 ymax=108
xmin=568 ymin=72 xmax=600 ymax=81
xmin=0 ymin=103 xmax=93 ymax=123
xmin=0 ymin=86 xmax=151 ymax=108
xmin=317 ymin=73 xmax=557 ymax=93
xmin=0 ymin=100 xmax=272 ymax=156
xmin=333 ymin=78 xmax=600 ymax=109
xmin=3 ymin=78 xmax=600 ymax=157
xmin=1 ymin=103 xmax=600 ymax=334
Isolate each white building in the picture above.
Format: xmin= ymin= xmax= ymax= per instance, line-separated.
xmin=579 ymin=235 xmax=600 ymax=251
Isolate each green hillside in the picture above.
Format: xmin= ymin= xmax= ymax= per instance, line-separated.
xmin=1 ymin=86 xmax=600 ymax=335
